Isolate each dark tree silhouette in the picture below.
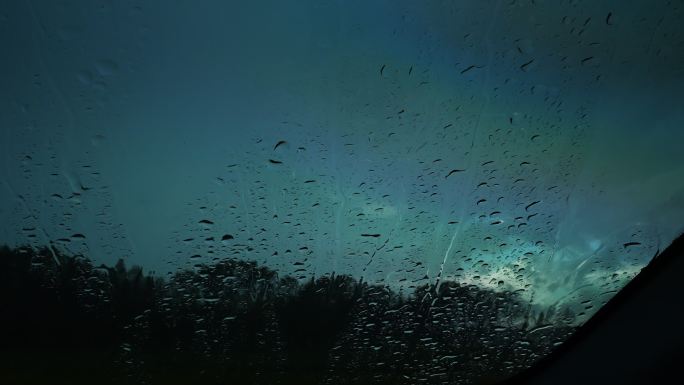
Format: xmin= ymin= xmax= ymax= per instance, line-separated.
xmin=0 ymin=245 xmax=576 ymax=385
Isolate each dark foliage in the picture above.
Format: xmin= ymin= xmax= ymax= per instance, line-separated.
xmin=0 ymin=245 xmax=575 ymax=385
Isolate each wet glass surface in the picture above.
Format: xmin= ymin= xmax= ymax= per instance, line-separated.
xmin=1 ymin=1 xmax=683 ymax=384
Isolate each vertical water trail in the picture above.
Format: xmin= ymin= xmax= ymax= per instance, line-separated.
xmin=434 ymin=224 xmax=460 ymax=292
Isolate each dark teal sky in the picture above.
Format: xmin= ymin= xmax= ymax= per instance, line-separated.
xmin=2 ymin=0 xmax=683 ymax=313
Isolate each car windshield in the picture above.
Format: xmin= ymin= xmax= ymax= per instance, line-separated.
xmin=1 ymin=1 xmax=683 ymax=384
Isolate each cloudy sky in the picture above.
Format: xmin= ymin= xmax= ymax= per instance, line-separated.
xmin=2 ymin=0 xmax=683 ymax=311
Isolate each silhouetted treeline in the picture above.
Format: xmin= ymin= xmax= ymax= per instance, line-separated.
xmin=0 ymin=245 xmax=576 ymax=385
